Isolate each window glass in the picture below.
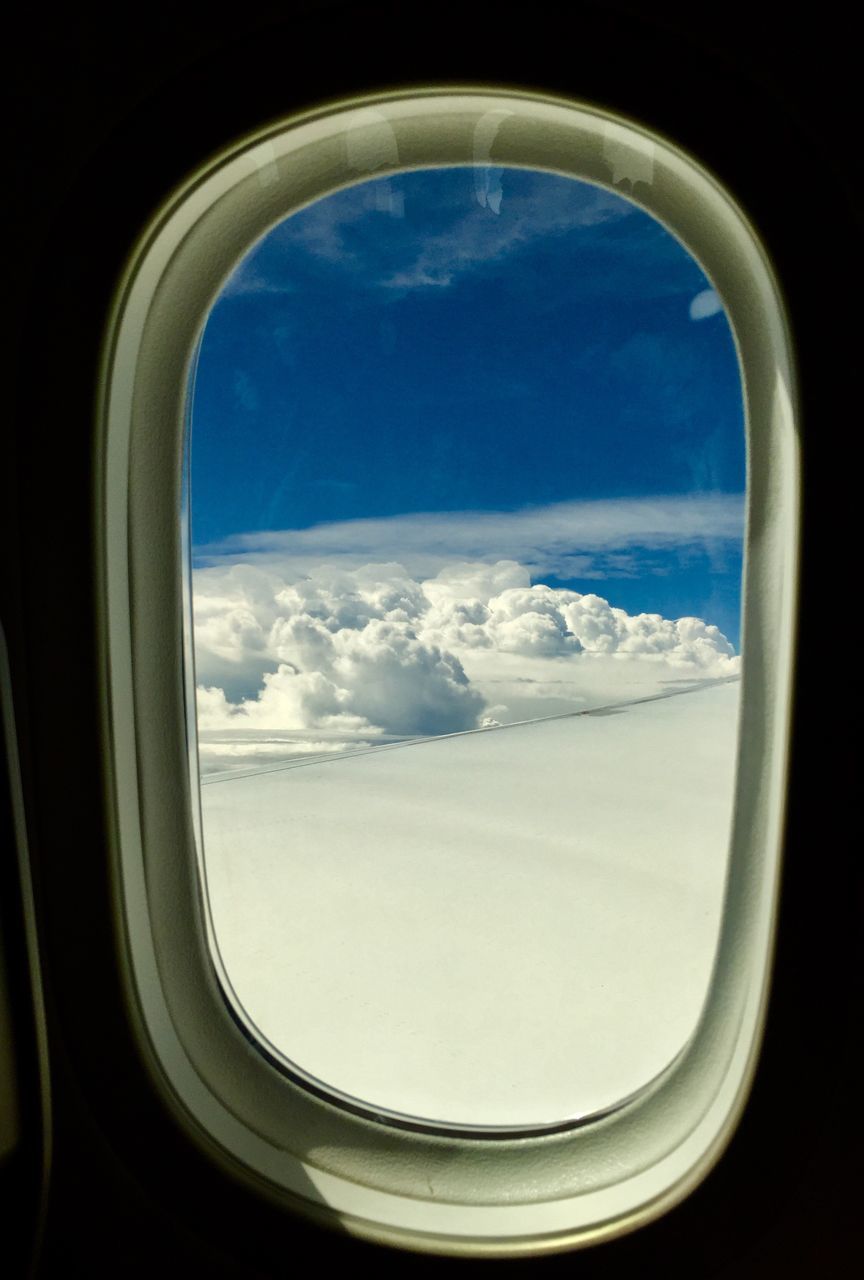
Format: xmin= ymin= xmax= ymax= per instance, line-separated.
xmin=188 ymin=167 xmax=745 ymax=1130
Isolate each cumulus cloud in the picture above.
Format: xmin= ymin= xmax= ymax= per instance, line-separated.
xmin=422 ymin=559 xmax=529 ymax=605
xmin=193 ymin=558 xmax=740 ymax=739
xmin=257 ymin=617 xmax=483 ymax=737
xmin=196 ymin=684 xmax=244 ymax=730
xmin=484 ymin=586 xmax=584 ymax=657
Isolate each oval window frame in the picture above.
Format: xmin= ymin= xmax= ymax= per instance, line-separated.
xmin=97 ymin=88 xmax=799 ymax=1256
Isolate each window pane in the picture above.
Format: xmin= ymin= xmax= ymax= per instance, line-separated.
xmin=188 ymin=167 xmax=744 ymax=1130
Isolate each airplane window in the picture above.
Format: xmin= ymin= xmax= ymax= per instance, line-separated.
xmin=104 ymin=91 xmax=797 ymax=1250
xmin=187 ymin=165 xmax=745 ymax=1131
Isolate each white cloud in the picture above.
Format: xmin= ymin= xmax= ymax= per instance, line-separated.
xmin=220 ymin=170 xmax=634 ymax=299
xmin=422 ymin=559 xmax=529 ymax=605
xmin=192 ymin=563 xmax=295 ymax=700
xmin=381 ymin=177 xmax=630 ymax=290
xmin=225 ymin=618 xmax=483 ymax=738
xmin=196 ymin=685 xmax=244 ymax=729
xmin=195 ymin=493 xmax=744 ymax=582
xmin=238 ymin=665 xmax=377 ymax=734
xmin=484 ymin=586 xmax=584 ymax=657
xmin=194 ymin=558 xmax=740 ymax=738
xmin=689 ymin=288 xmax=723 ymax=320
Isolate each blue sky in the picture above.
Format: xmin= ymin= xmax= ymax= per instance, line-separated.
xmin=190 ymin=167 xmax=744 ymax=645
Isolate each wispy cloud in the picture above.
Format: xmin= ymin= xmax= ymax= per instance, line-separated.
xmin=219 ymin=170 xmax=636 ymax=299
xmin=379 ymin=177 xmax=631 ymax=290
xmin=194 ymin=492 xmax=744 ymax=580
xmin=219 ymin=267 xmax=294 ymax=300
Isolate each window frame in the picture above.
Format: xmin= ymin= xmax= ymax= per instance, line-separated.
xmin=97 ymin=88 xmax=799 ymax=1256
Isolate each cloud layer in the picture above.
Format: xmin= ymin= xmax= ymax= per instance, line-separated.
xmin=195 ymin=492 xmax=744 ymax=581
xmin=194 ymin=558 xmax=739 ymax=740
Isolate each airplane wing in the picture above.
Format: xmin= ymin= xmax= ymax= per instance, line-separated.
xmin=200 ymin=680 xmax=740 ymax=1131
